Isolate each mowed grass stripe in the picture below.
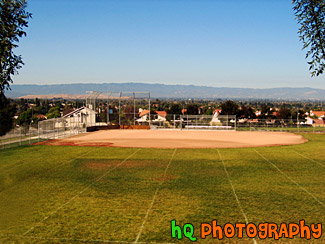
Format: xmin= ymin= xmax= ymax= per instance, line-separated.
xmin=134 ymin=149 xmax=177 ymax=243
xmin=22 ymin=148 xmax=141 ymax=236
xmin=253 ymin=146 xmax=325 ymax=193
xmin=138 ymin=149 xmax=249 ymax=243
xmin=1 ymin=233 xmax=176 ymax=244
xmin=212 ymin=147 xmax=324 ymax=231
xmin=254 ymin=149 xmax=323 ymax=206
xmin=217 ymin=149 xmax=258 ymax=244
xmin=253 ymin=146 xmax=325 ymax=201
xmin=0 ymin=146 xmax=99 ymax=194
xmin=26 ymin=149 xmax=175 ymax=241
xmin=0 ymin=145 xmax=70 ymax=172
xmin=293 ymin=150 xmax=325 ymax=168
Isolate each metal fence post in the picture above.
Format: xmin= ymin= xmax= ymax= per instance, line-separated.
xmin=174 ymin=114 xmax=176 ymax=129
xmin=38 ymin=122 xmax=40 ymax=142
xmin=235 ymin=116 xmax=237 ymax=131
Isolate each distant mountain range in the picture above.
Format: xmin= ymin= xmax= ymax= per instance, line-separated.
xmin=5 ymin=82 xmax=325 ymax=100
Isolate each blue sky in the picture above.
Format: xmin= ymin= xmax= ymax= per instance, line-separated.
xmin=14 ymin=0 xmax=325 ymax=88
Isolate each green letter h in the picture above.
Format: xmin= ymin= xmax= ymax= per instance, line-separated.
xmin=171 ymin=220 xmax=182 ymax=239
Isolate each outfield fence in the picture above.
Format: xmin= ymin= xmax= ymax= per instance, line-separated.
xmin=119 ymin=113 xmax=324 ymax=133
xmin=236 ymin=119 xmax=325 ymax=133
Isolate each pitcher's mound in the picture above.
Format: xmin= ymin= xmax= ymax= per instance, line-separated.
xmin=36 ymin=130 xmax=307 ymax=148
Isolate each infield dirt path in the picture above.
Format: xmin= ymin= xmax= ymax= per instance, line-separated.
xmin=37 ymin=130 xmax=307 ymax=148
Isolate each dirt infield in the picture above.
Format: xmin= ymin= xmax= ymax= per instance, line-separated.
xmin=36 ymin=130 xmax=307 ymax=148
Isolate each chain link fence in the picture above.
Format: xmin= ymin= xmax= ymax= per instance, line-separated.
xmin=236 ymin=119 xmax=325 ymax=132
xmin=148 ymin=114 xmax=237 ymax=130
xmin=38 ymin=117 xmax=86 ymax=140
xmin=0 ymin=126 xmax=39 ymax=149
xmin=1 ymin=118 xmax=86 ymax=150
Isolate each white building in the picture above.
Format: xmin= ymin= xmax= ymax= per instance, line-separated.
xmin=62 ymin=106 xmax=96 ymax=127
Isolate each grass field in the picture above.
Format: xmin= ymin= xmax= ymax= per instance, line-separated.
xmin=0 ymin=133 xmax=324 ymax=243
xmin=236 ymin=126 xmax=325 ymax=133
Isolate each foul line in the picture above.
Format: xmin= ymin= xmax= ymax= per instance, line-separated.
xmin=23 ymin=149 xmax=141 ymax=236
xmin=293 ymin=150 xmax=325 ymax=168
xmin=254 ymin=149 xmax=323 ymax=206
xmin=134 ymin=149 xmax=177 ymax=244
xmin=217 ymin=149 xmax=257 ymax=244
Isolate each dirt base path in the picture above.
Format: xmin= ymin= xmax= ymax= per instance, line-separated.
xmin=35 ymin=130 xmax=307 ymax=148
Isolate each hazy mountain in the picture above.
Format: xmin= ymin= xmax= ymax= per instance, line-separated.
xmin=5 ymin=83 xmax=325 ymax=100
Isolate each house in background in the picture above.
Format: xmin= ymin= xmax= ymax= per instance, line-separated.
xmin=36 ymin=114 xmax=47 ymax=120
xmin=153 ymin=111 xmax=167 ymax=121
xmin=313 ymin=119 xmax=325 ymax=127
xmin=309 ymin=110 xmax=325 ymax=119
xmin=305 ymin=117 xmax=315 ymax=125
xmin=137 ymin=109 xmax=167 ymax=123
xmin=305 ymin=113 xmax=325 ymax=127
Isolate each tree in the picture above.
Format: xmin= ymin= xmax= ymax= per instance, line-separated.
xmin=0 ymin=93 xmax=16 ymax=136
xmin=46 ymin=107 xmax=60 ymax=119
xmin=16 ymin=108 xmax=32 ymax=126
xmin=185 ymin=104 xmax=199 ymax=115
xmin=259 ymin=105 xmax=274 ymax=119
xmin=168 ymin=103 xmax=182 ymax=115
xmin=0 ymin=0 xmax=31 ymax=135
xmin=277 ymin=105 xmax=292 ymax=120
xmin=292 ymin=109 xmax=307 ymax=121
xmin=293 ymin=0 xmax=325 ymax=76
xmin=220 ymin=100 xmax=240 ymax=116
xmin=0 ymin=0 xmax=31 ymax=94
xmin=240 ymin=105 xmax=256 ymax=119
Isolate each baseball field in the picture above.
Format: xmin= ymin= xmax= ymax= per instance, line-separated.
xmin=0 ymin=131 xmax=324 ymax=243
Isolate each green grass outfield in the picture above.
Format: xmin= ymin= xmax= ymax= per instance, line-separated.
xmin=0 ymin=133 xmax=324 ymax=243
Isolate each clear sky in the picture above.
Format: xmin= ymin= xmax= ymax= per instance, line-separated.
xmin=14 ymin=0 xmax=325 ymax=89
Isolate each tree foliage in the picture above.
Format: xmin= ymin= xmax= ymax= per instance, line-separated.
xmin=259 ymin=105 xmax=274 ymax=119
xmin=0 ymin=0 xmax=31 ymax=94
xmin=220 ymin=100 xmax=239 ymax=116
xmin=240 ymin=105 xmax=256 ymax=119
xmin=277 ymin=105 xmax=292 ymax=120
xmin=185 ymin=104 xmax=199 ymax=115
xmin=0 ymin=93 xmax=16 ymax=136
xmin=168 ymin=103 xmax=182 ymax=115
xmin=293 ymin=0 xmax=325 ymax=76
xmin=46 ymin=107 xmax=60 ymax=119
xmin=16 ymin=108 xmax=32 ymax=126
